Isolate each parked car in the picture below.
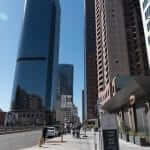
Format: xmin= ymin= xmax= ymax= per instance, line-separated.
xmin=46 ymin=127 xmax=58 ymax=137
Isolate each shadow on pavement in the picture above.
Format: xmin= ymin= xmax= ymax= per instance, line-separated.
xmin=39 ymin=146 xmax=48 ymax=148
xmin=46 ymin=140 xmax=67 ymax=143
xmin=80 ymin=137 xmax=88 ymax=139
xmin=50 ymin=144 xmax=62 ymax=146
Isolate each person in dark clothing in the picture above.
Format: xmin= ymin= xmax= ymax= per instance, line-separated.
xmin=76 ymin=125 xmax=81 ymax=138
xmin=72 ymin=127 xmax=75 ymax=137
xmin=42 ymin=127 xmax=47 ymax=143
xmin=39 ymin=127 xmax=47 ymax=147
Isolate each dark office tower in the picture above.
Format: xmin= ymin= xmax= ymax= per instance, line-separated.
xmin=84 ymin=0 xmax=98 ymax=120
xmin=10 ymin=0 xmax=60 ymax=125
xmin=58 ymin=64 xmax=74 ymax=100
xmin=123 ymin=0 xmax=149 ymax=75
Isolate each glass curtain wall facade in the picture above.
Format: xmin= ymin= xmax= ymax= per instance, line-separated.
xmin=11 ymin=0 xmax=60 ymax=124
xmin=58 ymin=64 xmax=74 ymax=100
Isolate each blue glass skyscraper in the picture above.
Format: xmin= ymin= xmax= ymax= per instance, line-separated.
xmin=10 ymin=0 xmax=60 ymax=124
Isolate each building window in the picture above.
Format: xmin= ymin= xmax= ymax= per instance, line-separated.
xmin=143 ymin=0 xmax=150 ymax=9
xmin=145 ymin=6 xmax=150 ymax=19
xmin=147 ymin=21 xmax=150 ymax=31
xmin=148 ymin=36 xmax=150 ymax=45
xmin=115 ymin=60 xmax=119 ymax=64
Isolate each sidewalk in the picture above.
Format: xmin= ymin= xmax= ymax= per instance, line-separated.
xmin=20 ymin=132 xmax=95 ymax=150
xmin=20 ymin=131 xmax=150 ymax=150
xmin=119 ymin=139 xmax=150 ymax=150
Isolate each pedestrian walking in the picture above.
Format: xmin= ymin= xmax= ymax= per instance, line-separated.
xmin=39 ymin=127 xmax=47 ymax=147
xmin=72 ymin=127 xmax=75 ymax=137
xmin=42 ymin=127 xmax=47 ymax=143
xmin=76 ymin=125 xmax=81 ymax=138
xmin=76 ymin=129 xmax=80 ymax=138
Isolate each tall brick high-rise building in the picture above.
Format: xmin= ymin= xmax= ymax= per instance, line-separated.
xmin=95 ymin=0 xmax=130 ymax=103
xmin=95 ymin=0 xmax=149 ymax=104
xmin=95 ymin=0 xmax=150 ymax=140
xmin=84 ymin=0 xmax=98 ymax=120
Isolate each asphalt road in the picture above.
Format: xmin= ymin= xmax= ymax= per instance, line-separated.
xmin=0 ymin=130 xmax=41 ymax=150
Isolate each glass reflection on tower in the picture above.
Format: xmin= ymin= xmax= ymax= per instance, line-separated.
xmin=58 ymin=64 xmax=74 ymax=101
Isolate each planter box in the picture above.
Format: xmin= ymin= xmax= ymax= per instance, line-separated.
xmin=129 ymin=135 xmax=135 ymax=144
xmin=122 ymin=133 xmax=129 ymax=142
xmin=135 ymin=136 xmax=147 ymax=146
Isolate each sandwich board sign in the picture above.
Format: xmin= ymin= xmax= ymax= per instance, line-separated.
xmin=101 ymin=113 xmax=119 ymax=150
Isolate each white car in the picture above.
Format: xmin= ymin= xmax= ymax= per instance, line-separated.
xmin=46 ymin=127 xmax=58 ymax=137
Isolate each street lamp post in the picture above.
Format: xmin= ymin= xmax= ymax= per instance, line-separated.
xmin=82 ymin=120 xmax=88 ymax=137
xmin=96 ymin=99 xmax=103 ymax=150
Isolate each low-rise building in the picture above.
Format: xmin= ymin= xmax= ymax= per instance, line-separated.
xmin=0 ymin=109 xmax=6 ymax=127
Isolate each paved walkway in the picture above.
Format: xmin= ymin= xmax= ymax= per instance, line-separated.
xmin=20 ymin=132 xmax=150 ymax=150
xmin=119 ymin=139 xmax=150 ymax=150
xmin=20 ymin=132 xmax=95 ymax=150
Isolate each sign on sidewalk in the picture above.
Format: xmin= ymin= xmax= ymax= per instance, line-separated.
xmin=101 ymin=113 xmax=119 ymax=150
xmin=103 ymin=130 xmax=119 ymax=150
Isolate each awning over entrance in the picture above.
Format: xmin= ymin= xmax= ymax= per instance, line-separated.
xmin=102 ymin=76 xmax=150 ymax=112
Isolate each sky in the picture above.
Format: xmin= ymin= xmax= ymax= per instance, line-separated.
xmin=0 ymin=0 xmax=84 ymax=119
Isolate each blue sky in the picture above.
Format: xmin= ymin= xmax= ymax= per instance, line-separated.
xmin=0 ymin=0 xmax=84 ymax=119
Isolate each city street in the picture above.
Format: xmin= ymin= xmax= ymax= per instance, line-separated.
xmin=0 ymin=130 xmax=150 ymax=150
xmin=0 ymin=130 xmax=41 ymax=150
xmin=1 ymin=0 xmax=150 ymax=150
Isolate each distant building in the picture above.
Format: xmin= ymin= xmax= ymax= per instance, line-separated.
xmin=10 ymin=0 xmax=61 ymax=125
xmin=82 ymin=90 xmax=85 ymax=122
xmin=61 ymin=95 xmax=73 ymax=108
xmin=55 ymin=64 xmax=74 ymax=123
xmin=63 ymin=104 xmax=78 ymax=124
xmin=72 ymin=104 xmax=78 ymax=117
xmin=58 ymin=64 xmax=74 ymax=100
xmin=84 ymin=0 xmax=98 ymax=120
xmin=0 ymin=109 xmax=6 ymax=127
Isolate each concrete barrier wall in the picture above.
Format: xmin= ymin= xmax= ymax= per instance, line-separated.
xmin=0 ymin=126 xmax=42 ymax=135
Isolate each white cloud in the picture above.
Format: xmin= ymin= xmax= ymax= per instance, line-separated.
xmin=0 ymin=12 xmax=8 ymax=22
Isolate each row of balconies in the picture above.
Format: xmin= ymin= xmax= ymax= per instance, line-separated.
xmin=95 ymin=0 xmax=110 ymax=93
